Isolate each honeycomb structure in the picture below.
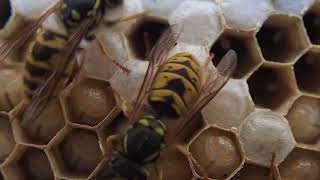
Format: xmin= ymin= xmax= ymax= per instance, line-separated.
xmin=0 ymin=0 xmax=319 ymax=180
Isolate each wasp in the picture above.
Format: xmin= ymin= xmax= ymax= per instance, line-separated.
xmin=0 ymin=0 xmax=146 ymax=61
xmin=102 ymin=25 xmax=238 ymax=180
xmin=3 ymin=0 xmax=148 ymax=99
xmin=6 ymin=0 xmax=146 ymax=135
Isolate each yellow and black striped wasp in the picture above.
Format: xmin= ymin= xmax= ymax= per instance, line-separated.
xmin=102 ymin=25 xmax=238 ymax=180
xmin=2 ymin=0 xmax=147 ymax=98
xmin=5 ymin=0 xmax=146 ymax=136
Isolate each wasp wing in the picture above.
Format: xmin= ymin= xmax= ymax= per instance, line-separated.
xmin=20 ymin=19 xmax=93 ymax=128
xmin=128 ymin=25 xmax=181 ymax=123
xmin=166 ymin=50 xmax=237 ymax=145
xmin=0 ymin=1 xmax=62 ymax=63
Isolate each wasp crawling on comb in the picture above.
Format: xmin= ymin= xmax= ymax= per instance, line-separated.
xmin=6 ymin=0 xmax=146 ymax=138
xmin=101 ymin=25 xmax=238 ymax=180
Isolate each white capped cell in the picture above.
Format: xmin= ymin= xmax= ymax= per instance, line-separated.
xmin=239 ymin=109 xmax=296 ymax=166
xmin=202 ymin=79 xmax=255 ymax=129
xmin=169 ymin=0 xmax=224 ymax=47
xmin=214 ymin=0 xmax=274 ymax=30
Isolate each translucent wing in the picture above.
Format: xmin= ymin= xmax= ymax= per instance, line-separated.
xmin=20 ymin=19 xmax=93 ymax=127
xmin=166 ymin=50 xmax=237 ymax=145
xmin=128 ymin=25 xmax=181 ymax=123
xmin=0 ymin=1 xmax=62 ymax=62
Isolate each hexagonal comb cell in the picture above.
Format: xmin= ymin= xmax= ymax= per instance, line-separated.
xmin=202 ymin=79 xmax=255 ymax=129
xmin=232 ymin=164 xmax=271 ymax=180
xmin=303 ymin=2 xmax=320 ymax=45
xmin=127 ymin=17 xmax=170 ymax=60
xmin=165 ymin=115 xmax=204 ymax=144
xmin=0 ymin=67 xmax=23 ymax=112
xmin=286 ymin=96 xmax=320 ymax=144
xmin=0 ymin=0 xmax=11 ymax=29
xmin=239 ymin=110 xmax=296 ymax=167
xmin=149 ymin=146 xmax=193 ymax=180
xmin=279 ymin=148 xmax=320 ymax=180
xmin=17 ymin=98 xmax=65 ymax=145
xmin=294 ymin=49 xmax=320 ymax=95
xmin=53 ymin=129 xmax=102 ymax=178
xmin=188 ymin=127 xmax=243 ymax=179
xmin=210 ymin=31 xmax=262 ymax=78
xmin=65 ymin=78 xmax=117 ymax=127
xmin=4 ymin=147 xmax=54 ymax=180
xmin=248 ymin=65 xmax=297 ymax=112
xmin=256 ymin=14 xmax=309 ymax=63
xmin=87 ymin=161 xmax=114 ymax=180
xmin=0 ymin=113 xmax=15 ymax=164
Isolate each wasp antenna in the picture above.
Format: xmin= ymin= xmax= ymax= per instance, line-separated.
xmin=93 ymin=33 xmax=130 ymax=75
xmin=104 ymin=10 xmax=148 ymax=26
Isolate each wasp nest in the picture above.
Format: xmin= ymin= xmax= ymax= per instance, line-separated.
xmin=0 ymin=0 xmax=320 ymax=180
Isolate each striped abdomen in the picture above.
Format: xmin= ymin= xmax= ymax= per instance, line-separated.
xmin=23 ymin=29 xmax=72 ymax=99
xmin=149 ymin=52 xmax=202 ymax=118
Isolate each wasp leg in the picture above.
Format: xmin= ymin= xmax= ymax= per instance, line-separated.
xmin=104 ymin=11 xmax=148 ymax=26
xmin=105 ymin=134 xmax=122 ymax=158
xmin=153 ymin=164 xmax=163 ymax=180
xmin=92 ymin=33 xmax=130 ymax=75
xmin=176 ymin=145 xmax=209 ymax=180
xmin=269 ymin=153 xmax=277 ymax=180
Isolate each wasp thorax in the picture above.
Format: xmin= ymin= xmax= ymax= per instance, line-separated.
xmin=124 ymin=115 xmax=166 ymax=163
xmin=60 ymin=0 xmax=103 ymax=29
xmin=189 ymin=127 xmax=244 ymax=179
